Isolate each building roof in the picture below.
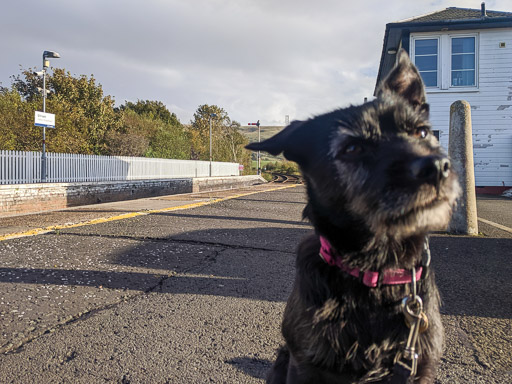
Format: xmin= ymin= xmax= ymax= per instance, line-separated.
xmin=374 ymin=5 xmax=512 ymax=95
xmin=398 ymin=7 xmax=512 ymax=23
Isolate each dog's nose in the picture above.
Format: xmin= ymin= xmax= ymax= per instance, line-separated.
xmin=410 ymin=156 xmax=451 ymax=184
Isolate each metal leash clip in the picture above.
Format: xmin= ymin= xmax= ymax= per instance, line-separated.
xmin=423 ymin=237 xmax=431 ymax=268
xmin=392 ymin=295 xmax=424 ymax=382
xmin=391 ymin=267 xmax=429 ymax=383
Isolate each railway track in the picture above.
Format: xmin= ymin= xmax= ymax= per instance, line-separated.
xmin=270 ymin=173 xmax=303 ymax=184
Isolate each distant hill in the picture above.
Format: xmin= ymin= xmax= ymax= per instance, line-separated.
xmin=239 ymin=125 xmax=285 ymax=143
xmin=240 ymin=125 xmax=286 ymax=163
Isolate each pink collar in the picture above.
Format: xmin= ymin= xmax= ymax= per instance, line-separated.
xmin=319 ymin=236 xmax=423 ymax=288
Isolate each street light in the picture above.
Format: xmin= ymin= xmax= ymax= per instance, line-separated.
xmin=209 ymin=113 xmax=217 ymax=177
xmin=42 ymin=51 xmax=60 ymax=113
xmin=39 ymin=50 xmax=60 ymax=182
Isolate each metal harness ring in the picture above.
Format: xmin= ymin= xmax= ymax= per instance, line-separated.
xmin=402 ymin=295 xmax=423 ymax=318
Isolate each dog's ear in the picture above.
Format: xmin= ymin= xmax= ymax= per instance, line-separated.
xmin=377 ymin=48 xmax=428 ymax=113
xmin=245 ymin=120 xmax=309 ymax=165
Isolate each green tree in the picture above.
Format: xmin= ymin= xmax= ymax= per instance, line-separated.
xmin=10 ymin=69 xmax=43 ymax=103
xmin=215 ymin=120 xmax=251 ymax=169
xmin=189 ymin=104 xmax=229 ymax=160
xmin=49 ymin=68 xmax=121 ymax=154
xmin=189 ymin=104 xmax=252 ymax=172
xmin=265 ymin=161 xmax=276 ymax=171
xmin=120 ymin=100 xmax=180 ymax=126
xmin=5 ymin=67 xmax=122 ymax=154
xmin=2 ymin=68 xmax=249 ymax=169
xmin=115 ymin=100 xmax=190 ymax=159
xmin=105 ymin=109 xmax=151 ymax=157
xmin=0 ymin=86 xmax=37 ymax=150
xmin=145 ymin=123 xmax=191 ymax=160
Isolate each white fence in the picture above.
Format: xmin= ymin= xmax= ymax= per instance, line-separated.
xmin=0 ymin=150 xmax=240 ymax=185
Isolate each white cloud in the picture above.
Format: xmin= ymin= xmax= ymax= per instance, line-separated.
xmin=1 ymin=0 xmax=511 ymax=126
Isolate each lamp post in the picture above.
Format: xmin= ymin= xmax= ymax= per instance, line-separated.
xmin=39 ymin=50 xmax=60 ymax=182
xmin=209 ymin=113 xmax=217 ymax=177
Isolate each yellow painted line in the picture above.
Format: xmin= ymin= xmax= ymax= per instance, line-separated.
xmin=478 ymin=217 xmax=512 ymax=235
xmin=0 ymin=184 xmax=300 ymax=242
xmin=0 ymin=228 xmax=54 ymax=241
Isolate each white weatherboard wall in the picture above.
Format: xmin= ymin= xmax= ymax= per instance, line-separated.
xmin=414 ymin=28 xmax=512 ymax=187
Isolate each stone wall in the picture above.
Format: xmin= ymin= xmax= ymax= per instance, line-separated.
xmin=192 ymin=176 xmax=265 ymax=192
xmin=0 ymin=176 xmax=265 ymax=217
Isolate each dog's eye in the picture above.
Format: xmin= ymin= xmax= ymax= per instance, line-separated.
xmin=341 ymin=144 xmax=363 ymax=156
xmin=413 ymin=127 xmax=429 ymax=139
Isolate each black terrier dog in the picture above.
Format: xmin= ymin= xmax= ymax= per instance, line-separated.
xmin=246 ymin=50 xmax=460 ymax=383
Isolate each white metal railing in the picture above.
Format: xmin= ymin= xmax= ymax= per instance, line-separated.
xmin=0 ymin=150 xmax=240 ymax=185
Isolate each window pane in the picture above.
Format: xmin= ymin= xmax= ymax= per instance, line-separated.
xmin=452 ymin=70 xmax=475 ymax=86
xmin=452 ymin=54 xmax=475 ymax=70
xmin=415 ymin=39 xmax=438 ymax=55
xmin=452 ymin=37 xmax=475 ymax=54
xmin=415 ymin=39 xmax=438 ymax=87
xmin=416 ymin=55 xmax=438 ymax=71
xmin=451 ymin=37 xmax=476 ymax=87
xmin=420 ymin=71 xmax=437 ymax=87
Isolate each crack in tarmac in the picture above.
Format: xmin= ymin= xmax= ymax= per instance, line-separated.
xmin=3 ymin=262 xmax=187 ymax=355
xmin=456 ymin=319 xmax=491 ymax=371
xmin=2 ymin=298 xmax=130 ymax=355
xmin=51 ymin=231 xmax=296 ymax=254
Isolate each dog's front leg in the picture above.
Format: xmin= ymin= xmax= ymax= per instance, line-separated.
xmin=285 ymin=354 xmax=305 ymax=384
xmin=267 ymin=347 xmax=291 ymax=384
xmin=266 ymin=349 xmax=311 ymax=384
xmin=286 ymin=354 xmax=343 ymax=384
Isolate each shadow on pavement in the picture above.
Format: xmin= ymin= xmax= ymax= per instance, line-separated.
xmin=226 ymin=357 xmax=272 ymax=380
xmin=430 ymin=235 xmax=512 ymax=319
xmin=236 ymin=198 xmax=307 ymax=205
xmin=0 ymin=227 xmax=309 ymax=303
xmin=1 ymin=229 xmax=510 ymax=318
xmin=154 ymin=212 xmax=310 ymax=227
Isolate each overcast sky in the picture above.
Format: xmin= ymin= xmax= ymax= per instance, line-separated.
xmin=1 ymin=0 xmax=510 ymax=126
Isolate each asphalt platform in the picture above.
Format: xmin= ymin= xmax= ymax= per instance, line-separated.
xmin=0 ymin=183 xmax=510 ymax=383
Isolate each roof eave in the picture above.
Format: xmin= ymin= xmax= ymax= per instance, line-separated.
xmin=375 ymin=24 xmax=393 ymax=96
xmin=386 ymin=16 xmax=512 ymax=30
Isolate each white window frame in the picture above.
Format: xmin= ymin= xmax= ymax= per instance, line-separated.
xmin=411 ymin=32 xmax=479 ymax=92
xmin=449 ymin=34 xmax=478 ymax=88
xmin=411 ymin=36 xmax=441 ymax=88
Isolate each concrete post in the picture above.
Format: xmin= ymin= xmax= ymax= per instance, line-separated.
xmin=448 ymin=100 xmax=478 ymax=235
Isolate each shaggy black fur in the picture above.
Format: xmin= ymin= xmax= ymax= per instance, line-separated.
xmin=246 ymin=50 xmax=460 ymax=383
